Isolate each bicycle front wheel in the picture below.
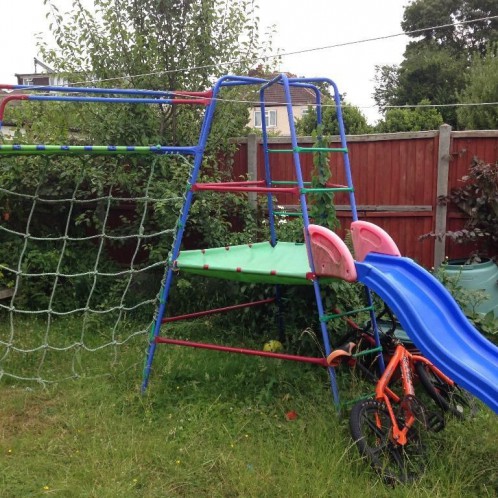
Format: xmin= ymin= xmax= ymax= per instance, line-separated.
xmin=349 ymin=399 xmax=422 ymax=483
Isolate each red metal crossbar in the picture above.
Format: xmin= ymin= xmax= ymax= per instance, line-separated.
xmin=208 ymin=180 xmax=266 ymax=187
xmin=172 ymin=89 xmax=213 ymax=105
xmin=162 ymin=297 xmax=275 ymax=323
xmin=192 ymin=183 xmax=300 ymax=194
xmin=154 ymin=337 xmax=329 ymax=366
xmin=326 ymin=183 xmax=348 ymax=189
xmin=174 ymin=89 xmax=213 ymax=105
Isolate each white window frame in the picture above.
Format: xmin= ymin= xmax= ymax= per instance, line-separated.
xmin=254 ymin=109 xmax=277 ymax=128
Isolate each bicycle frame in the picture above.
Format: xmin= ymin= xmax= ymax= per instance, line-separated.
xmin=375 ymin=344 xmax=456 ymax=446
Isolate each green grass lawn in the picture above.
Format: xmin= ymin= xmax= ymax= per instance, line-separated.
xmin=0 ymin=321 xmax=497 ymax=497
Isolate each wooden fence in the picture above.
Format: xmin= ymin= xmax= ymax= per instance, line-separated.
xmin=229 ymin=126 xmax=498 ymax=269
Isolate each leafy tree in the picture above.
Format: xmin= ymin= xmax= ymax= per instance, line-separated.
xmin=3 ymin=0 xmax=274 ymax=271
xmin=401 ymin=0 xmax=498 ymax=55
xmin=375 ymin=99 xmax=444 ymax=132
xmin=39 ymin=0 xmax=270 ymax=146
xmin=373 ymin=64 xmax=400 ymax=113
xmin=374 ymin=43 xmax=467 ymax=126
xmin=457 ymin=48 xmax=498 ymax=129
xmin=374 ymin=0 xmax=498 ymax=127
xmin=295 ymin=98 xmax=372 ymax=135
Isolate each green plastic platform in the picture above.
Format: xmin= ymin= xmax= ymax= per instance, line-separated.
xmin=174 ymin=241 xmax=336 ymax=285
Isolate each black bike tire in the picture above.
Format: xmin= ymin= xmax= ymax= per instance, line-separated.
xmin=414 ymin=361 xmax=476 ymax=419
xmin=349 ymin=399 xmax=410 ymax=483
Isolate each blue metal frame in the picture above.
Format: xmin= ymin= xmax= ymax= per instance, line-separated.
xmin=1 ymin=72 xmax=385 ymax=402
xmin=260 ymin=74 xmax=342 ymax=404
xmin=287 ymin=76 xmax=385 ymax=375
xmin=141 ymin=74 xmax=267 ymax=391
xmin=140 ymin=73 xmax=386 ymax=403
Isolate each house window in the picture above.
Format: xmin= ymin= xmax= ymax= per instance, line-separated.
xmin=254 ymin=109 xmax=277 ymax=128
xmin=22 ymin=78 xmax=34 ymax=86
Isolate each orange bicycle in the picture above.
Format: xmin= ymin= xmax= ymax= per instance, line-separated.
xmin=329 ymin=329 xmax=475 ymax=482
xmin=329 ymin=305 xmax=476 ymax=420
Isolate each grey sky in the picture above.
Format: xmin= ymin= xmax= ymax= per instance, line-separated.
xmin=0 ymin=0 xmax=410 ymax=123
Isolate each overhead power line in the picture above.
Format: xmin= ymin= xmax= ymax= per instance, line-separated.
xmin=71 ymin=14 xmax=498 ymax=87
xmin=159 ymin=92 xmax=498 ymax=110
xmin=379 ymin=102 xmax=498 ymax=109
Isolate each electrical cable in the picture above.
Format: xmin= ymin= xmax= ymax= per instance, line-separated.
xmin=68 ymin=14 xmax=498 ymax=87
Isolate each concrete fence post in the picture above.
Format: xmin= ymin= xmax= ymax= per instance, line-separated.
xmin=434 ymin=124 xmax=452 ymax=268
xmin=247 ymin=133 xmax=258 ymax=209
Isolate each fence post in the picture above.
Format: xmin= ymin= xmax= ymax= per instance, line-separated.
xmin=247 ymin=133 xmax=258 ymax=209
xmin=434 ymin=124 xmax=452 ymax=268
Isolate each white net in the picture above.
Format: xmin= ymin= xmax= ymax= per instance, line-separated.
xmin=0 ymin=152 xmax=189 ymax=384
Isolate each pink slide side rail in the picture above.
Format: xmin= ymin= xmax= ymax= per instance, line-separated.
xmin=351 ymin=220 xmax=401 ymax=262
xmin=307 ymin=224 xmax=357 ymax=282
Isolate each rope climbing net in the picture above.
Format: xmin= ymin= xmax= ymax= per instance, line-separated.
xmin=0 ymin=150 xmax=190 ymax=384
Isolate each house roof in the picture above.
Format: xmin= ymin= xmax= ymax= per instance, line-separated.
xmin=246 ymin=71 xmax=317 ymax=107
xmin=263 ymin=83 xmax=317 ymax=107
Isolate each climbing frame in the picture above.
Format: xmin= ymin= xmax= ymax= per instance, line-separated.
xmin=140 ymin=73 xmax=387 ymax=407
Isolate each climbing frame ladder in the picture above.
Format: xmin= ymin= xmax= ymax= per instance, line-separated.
xmin=140 ymin=74 xmax=386 ymax=407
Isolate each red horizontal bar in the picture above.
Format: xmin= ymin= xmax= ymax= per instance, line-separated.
xmin=192 ymin=184 xmax=300 ymax=194
xmin=327 ymin=183 xmax=348 ymax=189
xmin=162 ymin=297 xmax=275 ymax=323
xmin=332 ymin=307 xmax=362 ymax=330
xmin=174 ymin=89 xmax=213 ymax=106
xmin=176 ymin=89 xmax=213 ymax=98
xmin=154 ymin=337 xmax=329 ymax=366
xmin=210 ymin=180 xmax=266 ymax=187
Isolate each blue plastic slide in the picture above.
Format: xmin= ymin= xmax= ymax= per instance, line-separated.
xmin=355 ymin=253 xmax=498 ymax=414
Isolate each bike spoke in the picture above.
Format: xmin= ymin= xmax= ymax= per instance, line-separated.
xmin=363 ymin=416 xmax=388 ymax=440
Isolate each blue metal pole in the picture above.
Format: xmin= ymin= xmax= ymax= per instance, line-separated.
xmin=3 ymin=83 xmax=178 ymax=98
xmin=28 ymin=95 xmax=175 ymax=105
xmin=259 ymin=81 xmax=285 ymax=341
xmin=288 ymin=77 xmax=358 ymax=221
xmin=288 ymin=78 xmax=384 ymax=376
xmin=267 ymin=73 xmax=340 ymax=406
xmin=259 ymin=87 xmax=277 ymax=247
xmin=364 ymin=289 xmax=386 ymax=374
xmin=141 ymin=75 xmax=241 ymax=392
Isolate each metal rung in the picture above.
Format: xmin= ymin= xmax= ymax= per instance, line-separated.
xmin=296 ymin=146 xmax=348 ymax=153
xmin=352 ymin=346 xmax=383 ymax=358
xmin=0 ymin=144 xmax=199 ymax=156
xmin=267 ymin=147 xmax=348 ymax=153
xmin=274 ymin=212 xmax=303 ymax=217
xmin=301 ymin=187 xmax=353 ymax=193
xmin=341 ymin=393 xmax=375 ymax=407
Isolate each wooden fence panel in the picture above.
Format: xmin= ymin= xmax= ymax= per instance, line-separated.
xmin=229 ymin=129 xmax=498 ymax=268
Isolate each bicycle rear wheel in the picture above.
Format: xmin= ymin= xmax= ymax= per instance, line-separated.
xmin=414 ymin=362 xmax=477 ymax=419
xmin=349 ymin=399 xmax=423 ymax=483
